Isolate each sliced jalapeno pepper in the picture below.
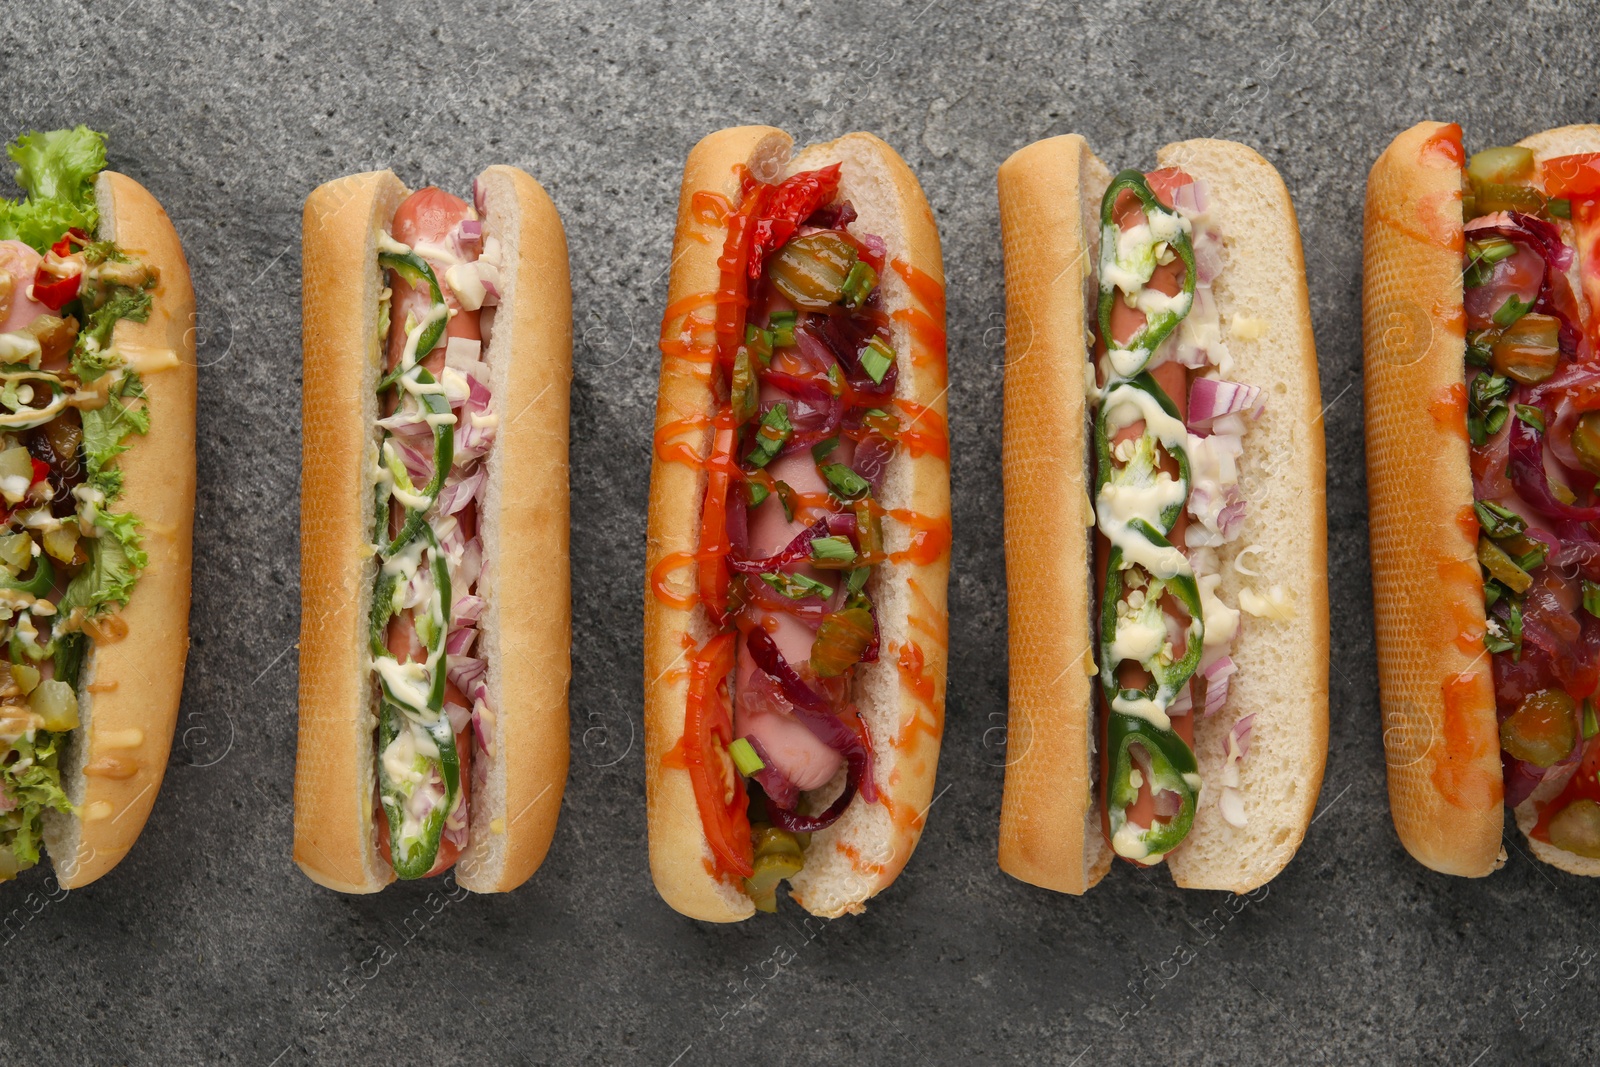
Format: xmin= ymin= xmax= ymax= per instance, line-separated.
xmin=380 ymin=367 xmax=455 ymax=557
xmin=1098 ymin=519 xmax=1204 ymax=712
xmin=377 ymin=250 xmax=447 ymax=380
xmin=1096 ymin=170 xmax=1197 ymax=381
xmin=1105 ymin=712 xmax=1200 ymax=861
xmin=373 ymin=526 xmax=459 ymax=879
xmin=1095 ymin=373 xmax=1192 ymax=535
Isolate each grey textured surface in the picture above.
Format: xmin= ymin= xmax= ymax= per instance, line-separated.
xmin=0 ymin=1 xmax=1597 ymax=1064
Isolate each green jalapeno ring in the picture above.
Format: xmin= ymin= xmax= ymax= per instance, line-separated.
xmin=1093 ymin=372 xmax=1192 ymax=535
xmin=377 ymin=251 xmax=448 ymax=377
xmin=1096 ymin=170 xmax=1198 ymax=381
xmin=1105 ymin=712 xmax=1200 ymax=859
xmin=1097 ymin=520 xmax=1205 ymax=710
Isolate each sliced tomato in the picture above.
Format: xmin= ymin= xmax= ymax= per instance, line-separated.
xmin=681 ymin=632 xmax=753 ymax=880
xmin=1542 ymin=153 xmax=1600 ymax=199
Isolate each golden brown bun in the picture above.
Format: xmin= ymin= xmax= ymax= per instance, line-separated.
xmin=997 ymin=137 xmax=1328 ymax=894
xmin=646 ymin=128 xmax=949 ymax=921
xmin=1159 ymin=139 xmax=1328 ymax=891
xmin=296 ymin=171 xmax=406 ymax=894
xmin=1363 ymin=122 xmax=1504 ymax=877
xmin=996 ymin=135 xmax=1113 ymax=895
xmin=295 ymin=168 xmax=573 ymax=894
xmin=457 ymin=166 xmax=573 ymax=893
xmin=40 ymin=172 xmax=197 ymax=889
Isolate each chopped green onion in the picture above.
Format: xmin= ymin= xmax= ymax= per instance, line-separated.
xmin=1550 ymin=198 xmax=1573 ymax=220
xmin=1474 ymin=500 xmax=1526 ymax=540
xmin=1584 ymin=580 xmax=1600 ymax=619
xmin=812 ymin=436 xmax=840 ymax=461
xmin=859 ymin=336 xmax=895 ymax=385
xmin=1515 ymin=403 xmax=1545 ymax=434
xmin=1465 ymin=330 xmax=1494 ymax=368
xmin=746 ymin=403 xmax=793 ymax=468
xmin=775 ymin=480 xmax=797 ymax=523
xmin=729 ymin=737 xmax=765 ymax=776
xmin=847 ymin=566 xmax=871 ymax=594
xmin=1478 ymin=537 xmax=1532 ymax=594
xmin=821 ymin=463 xmax=871 ymax=500
xmin=768 ymin=311 xmax=797 ymax=349
xmin=747 ymin=479 xmax=770 ymax=509
xmin=1464 ymin=238 xmax=1516 ymax=288
xmin=1494 ymin=294 xmax=1534 ymax=327
xmin=745 ymin=324 xmax=773 ymax=366
xmin=1509 ymin=598 xmax=1524 ymax=660
xmin=841 ymin=261 xmax=878 ymax=308
xmin=809 ymin=535 xmax=857 ymax=568
xmin=760 ymin=571 xmax=833 ymax=600
xmin=1484 ymin=580 xmax=1504 ymax=610
xmin=1515 ymin=541 xmax=1549 ymax=573
xmin=1585 ymin=700 xmax=1599 ymax=740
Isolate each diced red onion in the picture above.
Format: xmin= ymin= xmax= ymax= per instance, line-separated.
xmin=445 ymin=699 xmax=472 ymax=735
xmin=861 ymin=233 xmax=887 ymax=263
xmin=375 ymin=411 xmax=434 ymax=437
xmin=437 ymin=467 xmax=486 ymax=517
xmin=445 ymin=627 xmax=478 ymax=657
xmin=1171 ymin=179 xmax=1209 ymax=216
xmin=1202 ymin=656 xmax=1237 ymax=718
xmin=1225 ymin=711 xmax=1257 ymax=760
xmin=447 ymin=653 xmax=487 ymax=696
xmin=1188 ymin=377 xmax=1263 ymax=432
xmin=1168 ymin=681 xmax=1193 ymax=716
xmin=457 ymin=218 xmax=483 ymax=249
xmin=452 ymin=594 xmax=486 ymax=625
xmin=389 ymin=438 xmax=433 ymax=484
xmin=454 ymin=536 xmax=483 ymax=591
xmin=1217 ymin=497 xmax=1247 ymax=540
xmin=480 ymin=276 xmax=501 ymax=307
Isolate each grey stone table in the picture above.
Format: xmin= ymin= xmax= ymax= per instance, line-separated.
xmin=2 ymin=1 xmax=1595 ymax=1064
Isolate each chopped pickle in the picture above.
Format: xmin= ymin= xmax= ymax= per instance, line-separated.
xmin=730 ymin=346 xmax=759 ymax=425
xmin=810 ymin=604 xmax=875 ymax=677
xmin=769 ymin=231 xmax=858 ymax=309
xmin=29 ymin=679 xmax=79 ymax=732
xmin=23 ymin=314 xmax=78 ymax=366
xmin=1490 ymin=313 xmax=1561 ymax=384
xmin=42 ymin=526 xmax=78 ymax=563
xmin=0 ymin=446 xmax=31 ymax=503
xmin=1468 ymin=146 xmax=1537 ymax=186
xmin=9 ymin=663 xmax=38 ymax=694
xmin=744 ymin=824 xmax=806 ymax=913
xmin=0 ymin=532 xmax=31 ymax=575
xmin=1478 ymin=537 xmax=1532 ymax=594
xmin=1472 ymin=182 xmax=1547 ymax=217
xmin=1500 ymin=689 xmax=1576 ymax=768
xmin=1572 ymin=412 xmax=1600 ymax=475
xmin=1546 ymin=799 xmax=1600 ymax=859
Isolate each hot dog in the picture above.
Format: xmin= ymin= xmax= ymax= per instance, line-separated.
xmin=646 ymin=128 xmax=949 ymax=921
xmin=0 ymin=126 xmax=195 ymax=887
xmin=296 ymin=166 xmax=572 ymax=893
xmin=1365 ymin=122 xmax=1600 ymax=877
xmin=997 ymin=135 xmax=1328 ymax=894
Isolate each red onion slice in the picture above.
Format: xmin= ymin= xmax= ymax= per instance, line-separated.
xmin=1187 ymin=377 xmax=1263 ymax=432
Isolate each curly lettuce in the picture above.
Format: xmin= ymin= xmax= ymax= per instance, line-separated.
xmin=1 ymin=729 xmax=72 ymax=876
xmin=0 ymin=126 xmax=106 ymax=252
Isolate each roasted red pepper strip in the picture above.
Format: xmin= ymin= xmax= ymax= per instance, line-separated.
xmin=682 ymin=632 xmax=754 ymax=879
xmin=747 ymin=164 xmax=843 ymax=281
xmin=31 ymin=264 xmax=81 ymax=311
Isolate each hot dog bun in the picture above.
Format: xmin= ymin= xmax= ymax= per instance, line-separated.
xmin=998 ymin=136 xmax=1328 ymax=894
xmin=39 ymin=172 xmax=197 ymax=889
xmin=1363 ymin=122 xmax=1506 ymax=877
xmin=996 ymin=134 xmax=1114 ymax=895
xmin=295 ymin=167 xmax=571 ymax=895
xmin=646 ymin=128 xmax=949 ymax=921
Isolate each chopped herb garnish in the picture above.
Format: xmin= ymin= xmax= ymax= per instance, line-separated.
xmin=746 ymin=403 xmax=792 ymax=468
xmin=760 ymin=571 xmax=833 ymax=601
xmin=821 ymin=463 xmax=871 ymax=500
xmin=859 ymin=336 xmax=895 ymax=385
xmin=1474 ymin=500 xmax=1525 ymax=540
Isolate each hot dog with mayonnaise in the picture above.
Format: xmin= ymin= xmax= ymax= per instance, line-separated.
xmin=296 ymin=165 xmax=571 ymax=893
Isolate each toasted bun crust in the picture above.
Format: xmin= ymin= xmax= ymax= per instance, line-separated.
xmin=296 ymin=171 xmax=407 ymax=894
xmin=456 ymin=166 xmax=572 ymax=893
xmin=997 ymin=137 xmax=1328 ymax=893
xmin=39 ymin=172 xmax=197 ymax=889
xmin=646 ymin=128 xmax=949 ymax=921
xmin=295 ymin=168 xmax=571 ymax=894
xmin=996 ymin=135 xmax=1113 ymax=895
xmin=1363 ymin=122 xmax=1505 ymax=877
xmin=1159 ymin=139 xmax=1328 ymax=891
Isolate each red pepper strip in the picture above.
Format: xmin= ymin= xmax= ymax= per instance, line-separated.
xmin=698 ymin=412 xmax=739 ymax=625
xmin=714 ymin=185 xmax=770 ymax=378
xmin=747 ymin=164 xmax=843 ymax=281
xmin=31 ymin=266 xmax=80 ymax=311
xmin=29 ymin=459 xmax=48 ymax=485
xmin=682 ymin=632 xmax=754 ymax=879
xmin=50 ymin=227 xmax=90 ymax=257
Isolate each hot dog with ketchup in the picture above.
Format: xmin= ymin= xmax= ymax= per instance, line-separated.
xmin=646 ymin=128 xmax=949 ymax=921
xmin=296 ymin=166 xmax=571 ymax=893
xmin=1365 ymin=122 xmax=1600 ymax=877
xmin=998 ymin=135 xmax=1328 ymax=894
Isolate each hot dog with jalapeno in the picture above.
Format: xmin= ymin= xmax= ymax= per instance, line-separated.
xmin=0 ymin=126 xmax=195 ymax=888
xmin=296 ymin=166 xmax=571 ymax=893
xmin=998 ymin=135 xmax=1328 ymax=894
xmin=646 ymin=128 xmax=949 ymax=921
xmin=1366 ymin=122 xmax=1600 ymax=877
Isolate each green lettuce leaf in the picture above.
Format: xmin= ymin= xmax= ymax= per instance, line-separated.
xmin=0 ymin=126 xmax=107 ymax=252
xmin=1 ymin=730 xmax=72 ymax=872
xmin=73 ymin=286 xmax=152 ymax=382
xmin=80 ymin=371 xmax=149 ymax=484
